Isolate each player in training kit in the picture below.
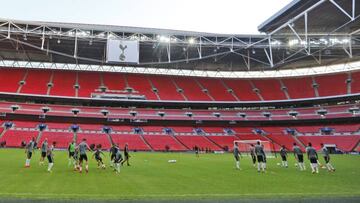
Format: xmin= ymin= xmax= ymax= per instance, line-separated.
xmin=320 ymin=143 xmax=335 ymax=172
xmin=113 ymin=145 xmax=123 ymax=173
xmin=255 ymin=141 xmax=266 ymax=172
xmin=249 ymin=144 xmax=256 ymax=167
xmin=68 ymin=141 xmax=76 ymax=166
xmin=39 ymin=138 xmax=48 ymax=165
xmin=293 ymin=143 xmax=306 ymax=171
xmin=306 ymin=142 xmax=319 ymax=174
xmin=93 ymin=145 xmax=106 ymax=169
xmin=76 ymin=139 xmax=91 ymax=173
xmin=121 ymin=143 xmax=131 ymax=166
xmin=25 ymin=137 xmax=36 ymax=168
xmin=194 ymin=146 xmax=200 ymax=157
xmin=109 ymin=144 xmax=117 ymax=167
xmin=46 ymin=142 xmax=56 ymax=172
xmin=279 ymin=145 xmax=288 ymax=168
xmin=261 ymin=144 xmax=267 ymax=169
xmin=72 ymin=148 xmax=80 ymax=171
xmin=233 ymin=143 xmax=242 ymax=170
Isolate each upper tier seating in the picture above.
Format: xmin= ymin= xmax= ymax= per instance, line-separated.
xmin=282 ymin=77 xmax=315 ymax=99
xmin=20 ymin=70 xmax=52 ymax=95
xmin=102 ymin=72 xmax=127 ymax=91
xmin=50 ymin=71 xmax=76 ymax=97
xmin=173 ymin=77 xmax=210 ymax=101
xmin=252 ymin=79 xmax=286 ymax=100
xmin=126 ymin=74 xmax=158 ymax=100
xmin=0 ymin=68 xmax=359 ymax=101
xmin=0 ymin=69 xmax=24 ymax=93
xmin=149 ymin=76 xmax=184 ymax=101
xmin=197 ymin=78 xmax=236 ymax=101
xmin=315 ymin=74 xmax=348 ymax=97
xmin=223 ymin=79 xmax=259 ymax=101
xmin=351 ymin=71 xmax=360 ymax=93
xmin=78 ymin=72 xmax=101 ymax=97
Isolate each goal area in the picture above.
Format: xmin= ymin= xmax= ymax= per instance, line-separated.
xmin=234 ymin=140 xmax=275 ymax=158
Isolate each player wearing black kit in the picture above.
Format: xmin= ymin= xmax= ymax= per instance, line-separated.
xmin=320 ymin=143 xmax=335 ymax=172
xmin=47 ymin=142 xmax=56 ymax=172
xmin=306 ymin=142 xmax=319 ymax=174
xmin=76 ymin=138 xmax=91 ymax=173
xmin=93 ymin=145 xmax=105 ymax=169
xmin=249 ymin=144 xmax=256 ymax=167
xmin=233 ymin=143 xmax=241 ymax=170
xmin=255 ymin=141 xmax=266 ymax=173
xmin=113 ymin=145 xmax=123 ymax=173
xmin=121 ymin=143 xmax=131 ymax=166
xmin=279 ymin=145 xmax=288 ymax=168
xmin=109 ymin=144 xmax=117 ymax=167
xmin=25 ymin=137 xmax=36 ymax=168
xmin=39 ymin=138 xmax=48 ymax=165
xmin=293 ymin=143 xmax=306 ymax=171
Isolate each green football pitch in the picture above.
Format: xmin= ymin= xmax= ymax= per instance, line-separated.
xmin=0 ymin=149 xmax=359 ymax=201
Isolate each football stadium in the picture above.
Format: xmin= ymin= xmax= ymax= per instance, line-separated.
xmin=0 ymin=0 xmax=360 ymax=202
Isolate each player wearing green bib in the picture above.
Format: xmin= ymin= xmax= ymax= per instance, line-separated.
xmin=68 ymin=141 xmax=76 ymax=166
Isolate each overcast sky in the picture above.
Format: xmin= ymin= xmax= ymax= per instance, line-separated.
xmin=2 ymin=0 xmax=292 ymax=34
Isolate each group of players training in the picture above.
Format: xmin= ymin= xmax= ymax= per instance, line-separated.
xmin=233 ymin=141 xmax=336 ymax=174
xmin=24 ymin=137 xmax=131 ymax=173
xmin=24 ymin=138 xmax=336 ymax=174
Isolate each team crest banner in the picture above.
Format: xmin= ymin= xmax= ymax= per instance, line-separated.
xmin=106 ymin=39 xmax=139 ymax=64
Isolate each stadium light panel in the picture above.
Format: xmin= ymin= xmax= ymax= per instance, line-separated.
xmin=159 ymin=36 xmax=170 ymax=43
xmin=288 ymin=39 xmax=299 ymax=46
xmin=319 ymin=38 xmax=329 ymax=45
xmin=188 ymin=38 xmax=195 ymax=44
xmin=270 ymin=40 xmax=281 ymax=46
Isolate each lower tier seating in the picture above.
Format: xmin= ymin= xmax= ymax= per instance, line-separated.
xmin=143 ymin=135 xmax=188 ymax=151
xmin=297 ymin=136 xmax=360 ymax=151
xmin=77 ymin=133 xmax=111 ymax=149
xmin=206 ymin=136 xmax=238 ymax=150
xmin=175 ymin=135 xmax=222 ymax=151
xmin=0 ymin=130 xmax=38 ymax=147
xmin=38 ymin=132 xmax=74 ymax=149
xmin=266 ymin=134 xmax=305 ymax=151
xmin=110 ymin=134 xmax=151 ymax=151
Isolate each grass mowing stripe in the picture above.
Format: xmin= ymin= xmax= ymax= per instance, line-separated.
xmin=0 ymin=192 xmax=360 ymax=198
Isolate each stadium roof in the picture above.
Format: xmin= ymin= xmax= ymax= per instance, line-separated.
xmin=259 ymin=0 xmax=360 ymax=34
xmin=0 ymin=0 xmax=359 ymax=76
